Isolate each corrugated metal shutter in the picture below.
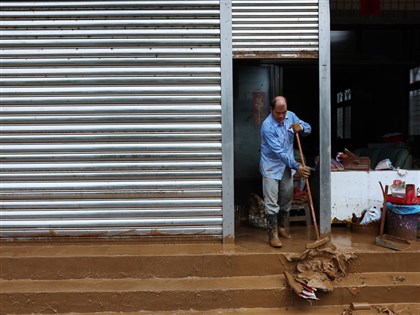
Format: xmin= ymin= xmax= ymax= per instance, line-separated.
xmin=0 ymin=1 xmax=223 ymax=239
xmin=232 ymin=0 xmax=319 ymax=59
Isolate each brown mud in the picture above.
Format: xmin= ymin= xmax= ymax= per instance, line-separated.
xmin=1 ymin=225 xmax=419 ymax=314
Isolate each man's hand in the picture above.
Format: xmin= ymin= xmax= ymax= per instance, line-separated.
xmin=297 ymin=165 xmax=311 ymax=178
xmin=289 ymin=122 xmax=303 ymax=133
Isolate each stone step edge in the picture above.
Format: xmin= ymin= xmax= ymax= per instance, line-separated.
xmin=3 ymin=251 xmax=420 ymax=280
xmin=3 ymin=274 xmax=420 ymax=313
xmin=2 ymin=243 xmax=420 ymax=258
xmin=12 ymin=303 xmax=420 ymax=315
xmin=2 ymin=272 xmax=420 ymax=294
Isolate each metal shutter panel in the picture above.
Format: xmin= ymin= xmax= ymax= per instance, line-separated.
xmin=0 ymin=1 xmax=223 ymax=239
xmin=232 ymin=0 xmax=319 ymax=59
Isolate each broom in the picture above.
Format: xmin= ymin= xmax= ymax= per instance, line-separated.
xmin=295 ymin=132 xmax=331 ymax=248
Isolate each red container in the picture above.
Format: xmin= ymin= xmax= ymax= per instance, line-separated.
xmin=386 ymin=184 xmax=420 ymax=205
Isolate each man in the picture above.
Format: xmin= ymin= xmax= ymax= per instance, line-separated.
xmin=260 ymin=96 xmax=312 ymax=248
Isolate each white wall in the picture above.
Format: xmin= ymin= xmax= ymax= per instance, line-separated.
xmin=331 ymin=170 xmax=420 ymax=221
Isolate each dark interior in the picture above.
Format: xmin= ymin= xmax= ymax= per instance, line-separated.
xmin=233 ymin=10 xmax=420 ymax=208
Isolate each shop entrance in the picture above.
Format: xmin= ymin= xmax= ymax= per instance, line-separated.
xmin=233 ymin=61 xmax=320 ymax=224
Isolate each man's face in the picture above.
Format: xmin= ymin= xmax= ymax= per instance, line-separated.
xmin=272 ymin=100 xmax=287 ymax=124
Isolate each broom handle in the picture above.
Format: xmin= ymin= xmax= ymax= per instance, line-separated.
xmin=379 ymin=184 xmax=388 ymax=237
xmin=295 ymin=132 xmax=320 ymax=239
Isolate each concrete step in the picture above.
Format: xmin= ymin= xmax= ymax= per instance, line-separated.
xmin=12 ymin=304 xmax=420 ymax=315
xmin=2 ymin=242 xmax=420 ymax=280
xmin=0 ymin=245 xmax=284 ymax=280
xmin=2 ymin=226 xmax=419 ymax=314
xmin=2 ymin=272 xmax=420 ymax=314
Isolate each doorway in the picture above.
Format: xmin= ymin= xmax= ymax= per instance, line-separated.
xmin=233 ymin=61 xmax=320 ymax=224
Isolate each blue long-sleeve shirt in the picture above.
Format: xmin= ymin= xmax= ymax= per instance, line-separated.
xmin=260 ymin=111 xmax=311 ymax=180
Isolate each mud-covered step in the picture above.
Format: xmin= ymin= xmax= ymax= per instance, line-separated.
xmin=2 ymin=272 xmax=420 ymax=314
xmin=317 ymin=271 xmax=420 ymax=307
xmin=2 ymin=243 xmax=420 ymax=280
xmin=2 ymin=275 xmax=284 ymax=314
xmin=13 ymin=303 xmax=420 ymax=315
xmin=0 ymin=251 xmax=285 ymax=280
xmin=348 ymin=251 xmax=420 ymax=273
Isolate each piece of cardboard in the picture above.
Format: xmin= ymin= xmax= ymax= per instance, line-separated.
xmin=342 ymin=157 xmax=371 ymax=171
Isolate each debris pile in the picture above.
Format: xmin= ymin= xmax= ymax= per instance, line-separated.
xmin=284 ymin=237 xmax=357 ymax=300
xmin=247 ymin=193 xmax=266 ymax=228
xmin=248 ymin=190 xmax=310 ymax=229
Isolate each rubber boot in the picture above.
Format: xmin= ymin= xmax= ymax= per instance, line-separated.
xmin=266 ymin=214 xmax=283 ymax=248
xmin=278 ymin=211 xmax=292 ymax=239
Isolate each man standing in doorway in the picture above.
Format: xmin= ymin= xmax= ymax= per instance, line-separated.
xmin=260 ymin=96 xmax=312 ymax=248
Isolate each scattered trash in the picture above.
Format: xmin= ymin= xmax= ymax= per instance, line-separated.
xmin=390 ymin=180 xmax=406 ymax=198
xmin=359 ymin=207 xmax=381 ymax=225
xmin=375 ymin=158 xmax=394 ymax=170
xmin=392 ymin=275 xmax=406 ymax=283
xmin=336 ymin=151 xmax=349 ymax=162
xmin=297 ymin=270 xmax=333 ymax=292
xmin=315 ymin=155 xmax=344 ymax=171
xmin=349 ymin=302 xmax=371 ymax=310
xmin=284 ymin=270 xmax=319 ymax=300
xmin=247 ymin=193 xmax=266 ymax=228
xmin=392 ymin=180 xmax=405 ymax=186
xmin=348 ymin=287 xmax=361 ymax=296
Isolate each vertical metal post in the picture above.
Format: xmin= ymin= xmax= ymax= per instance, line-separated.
xmin=220 ymin=0 xmax=234 ymax=243
xmin=318 ymin=0 xmax=332 ymax=235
